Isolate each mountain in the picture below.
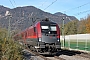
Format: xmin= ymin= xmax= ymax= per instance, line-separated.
xmin=54 ymin=12 xmax=77 ymax=21
xmin=0 ymin=5 xmax=78 ymax=30
xmin=54 ymin=12 xmax=67 ymax=16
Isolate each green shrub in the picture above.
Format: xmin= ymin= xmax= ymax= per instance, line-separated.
xmin=0 ymin=28 xmax=23 ymax=60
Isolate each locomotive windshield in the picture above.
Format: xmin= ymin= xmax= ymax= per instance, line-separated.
xmin=41 ymin=25 xmax=57 ymax=34
xmin=41 ymin=26 xmax=49 ymax=29
xmin=50 ymin=26 xmax=56 ymax=31
xmin=41 ymin=26 xmax=49 ymax=33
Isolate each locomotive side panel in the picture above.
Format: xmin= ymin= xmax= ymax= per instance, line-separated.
xmin=25 ymin=26 xmax=38 ymax=46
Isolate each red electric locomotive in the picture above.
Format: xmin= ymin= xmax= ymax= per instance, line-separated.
xmin=14 ymin=18 xmax=61 ymax=54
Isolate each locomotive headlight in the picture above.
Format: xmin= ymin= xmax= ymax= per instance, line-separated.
xmin=39 ymin=38 xmax=42 ymax=41
xmin=57 ymin=38 xmax=60 ymax=42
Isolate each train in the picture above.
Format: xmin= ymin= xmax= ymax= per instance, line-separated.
xmin=13 ymin=18 xmax=61 ymax=54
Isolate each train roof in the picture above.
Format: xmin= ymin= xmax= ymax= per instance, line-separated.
xmin=35 ymin=18 xmax=57 ymax=26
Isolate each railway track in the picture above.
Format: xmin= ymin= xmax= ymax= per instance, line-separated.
xmin=22 ymin=47 xmax=65 ymax=60
xmin=22 ymin=47 xmax=50 ymax=60
xmin=46 ymin=56 xmax=65 ymax=60
xmin=20 ymin=43 xmax=90 ymax=60
xmin=22 ymin=47 xmax=90 ymax=60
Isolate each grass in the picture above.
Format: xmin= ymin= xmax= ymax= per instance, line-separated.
xmin=61 ymin=39 xmax=90 ymax=51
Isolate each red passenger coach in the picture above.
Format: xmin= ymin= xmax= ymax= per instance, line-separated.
xmin=14 ymin=19 xmax=61 ymax=54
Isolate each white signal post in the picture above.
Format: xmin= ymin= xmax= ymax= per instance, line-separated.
xmin=5 ymin=11 xmax=12 ymax=40
xmin=62 ymin=17 xmax=65 ymax=47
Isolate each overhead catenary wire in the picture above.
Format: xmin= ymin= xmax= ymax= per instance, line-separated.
xmin=62 ymin=2 xmax=90 ymax=13
xmin=44 ymin=0 xmax=57 ymax=10
xmin=12 ymin=0 xmax=17 ymax=7
xmin=39 ymin=0 xmax=47 ymax=8
xmin=8 ymin=0 xmax=15 ymax=8
xmin=61 ymin=1 xmax=90 ymax=19
xmin=74 ymin=9 xmax=90 ymax=16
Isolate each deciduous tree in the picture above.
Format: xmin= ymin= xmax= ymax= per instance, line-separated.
xmin=86 ymin=15 xmax=90 ymax=33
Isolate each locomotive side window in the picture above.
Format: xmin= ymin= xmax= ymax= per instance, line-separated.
xmin=34 ymin=27 xmax=36 ymax=32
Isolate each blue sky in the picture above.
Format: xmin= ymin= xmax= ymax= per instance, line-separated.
xmin=0 ymin=0 xmax=90 ymax=20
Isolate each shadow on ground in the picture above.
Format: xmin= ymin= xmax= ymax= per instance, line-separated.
xmin=56 ymin=49 xmax=82 ymax=56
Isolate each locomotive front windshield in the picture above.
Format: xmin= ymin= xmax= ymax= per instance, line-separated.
xmin=41 ymin=25 xmax=57 ymax=34
xmin=50 ymin=26 xmax=56 ymax=31
xmin=41 ymin=26 xmax=49 ymax=29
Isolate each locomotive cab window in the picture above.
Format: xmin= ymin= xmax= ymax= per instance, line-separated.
xmin=41 ymin=26 xmax=49 ymax=33
xmin=50 ymin=26 xmax=57 ymax=34
xmin=50 ymin=26 xmax=56 ymax=31
xmin=41 ymin=26 xmax=49 ymax=29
